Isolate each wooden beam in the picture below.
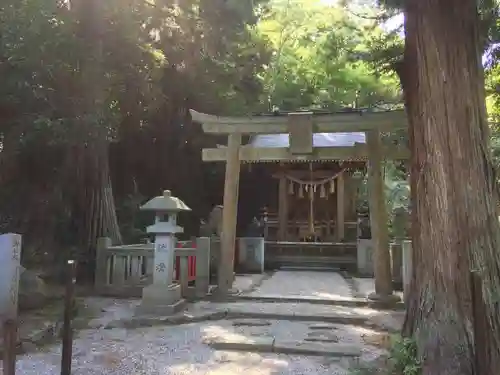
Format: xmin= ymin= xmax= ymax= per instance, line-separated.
xmin=202 ymin=145 xmax=409 ymax=162
xmin=272 ymin=171 xmax=339 ymax=179
xmin=366 ymin=130 xmax=394 ymax=298
xmin=190 ymin=109 xmax=408 ymax=134
xmin=335 ymin=171 xmax=345 ymax=242
xmin=217 ymin=133 xmax=242 ymax=297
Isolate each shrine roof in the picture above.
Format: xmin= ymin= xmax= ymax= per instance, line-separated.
xmin=250 ymin=132 xmax=366 ymax=148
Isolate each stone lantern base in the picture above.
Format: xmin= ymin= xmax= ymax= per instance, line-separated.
xmin=136 ymin=283 xmax=185 ymax=316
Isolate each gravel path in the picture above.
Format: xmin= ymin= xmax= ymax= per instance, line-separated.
xmin=1 ymin=271 xmax=399 ymax=374
xmin=1 ymin=322 xmax=356 ymax=375
xmin=244 ymin=271 xmax=352 ymax=300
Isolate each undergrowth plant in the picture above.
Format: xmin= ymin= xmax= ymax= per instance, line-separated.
xmin=389 ymin=336 xmax=421 ymax=375
xmin=350 ymin=335 xmax=422 ymax=375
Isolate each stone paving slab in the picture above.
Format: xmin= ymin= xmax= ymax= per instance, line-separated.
xmin=205 ymin=336 xmax=361 ymax=357
xmin=204 ymin=336 xmax=275 ymax=352
xmin=305 ymin=331 xmax=339 ymax=343
xmin=245 ymin=271 xmax=353 ymax=300
xmin=273 ymin=340 xmax=362 ymax=357
xmin=232 ymin=319 xmax=271 ymax=327
xmin=309 ymin=323 xmax=339 ymax=330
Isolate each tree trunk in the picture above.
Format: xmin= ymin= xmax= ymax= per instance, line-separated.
xmin=69 ymin=0 xmax=122 ymax=280
xmin=402 ymin=0 xmax=500 ymax=374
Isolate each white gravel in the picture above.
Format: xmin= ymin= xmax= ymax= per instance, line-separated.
xmin=2 ymin=322 xmax=355 ymax=374
xmin=1 ymin=270 xmax=395 ymax=374
xmin=245 ymin=271 xmax=353 ymax=300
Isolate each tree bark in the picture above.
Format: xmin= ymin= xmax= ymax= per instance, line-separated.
xmin=70 ymin=0 xmax=122 ymax=275
xmin=403 ymin=0 xmax=500 ymax=374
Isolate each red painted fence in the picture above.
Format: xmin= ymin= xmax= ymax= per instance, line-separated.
xmin=174 ymin=239 xmax=240 ymax=282
xmin=175 ymin=240 xmax=197 ymax=281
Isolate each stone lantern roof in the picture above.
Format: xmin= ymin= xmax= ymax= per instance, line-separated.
xmin=140 ymin=190 xmax=191 ymax=213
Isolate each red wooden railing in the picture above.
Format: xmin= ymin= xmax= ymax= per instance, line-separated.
xmin=174 ymin=238 xmax=241 ymax=282
xmin=175 ymin=240 xmax=197 ymax=281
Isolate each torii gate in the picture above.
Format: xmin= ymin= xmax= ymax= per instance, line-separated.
xmin=191 ymin=109 xmax=409 ymax=301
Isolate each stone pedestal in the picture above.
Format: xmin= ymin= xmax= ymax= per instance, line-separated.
xmin=137 ymin=284 xmax=185 ymax=315
xmin=357 ymin=239 xmax=374 ymax=276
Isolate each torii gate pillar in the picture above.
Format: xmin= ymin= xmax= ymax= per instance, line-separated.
xmin=366 ymin=130 xmax=399 ymax=302
xmin=216 ymin=133 xmax=242 ymax=297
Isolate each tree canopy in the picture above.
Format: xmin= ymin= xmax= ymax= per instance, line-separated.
xmin=3 ymin=0 xmax=500 ymax=372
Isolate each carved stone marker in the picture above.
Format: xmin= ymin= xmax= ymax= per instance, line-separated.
xmin=0 ymin=233 xmax=22 ymax=321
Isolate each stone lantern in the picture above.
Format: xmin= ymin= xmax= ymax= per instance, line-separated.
xmin=137 ymin=190 xmax=191 ymax=315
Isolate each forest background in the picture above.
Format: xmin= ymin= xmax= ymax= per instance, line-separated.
xmin=1 ymin=0 xmax=498 ymax=279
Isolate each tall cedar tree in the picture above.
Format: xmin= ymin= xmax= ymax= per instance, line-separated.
xmin=402 ymin=0 xmax=500 ymax=374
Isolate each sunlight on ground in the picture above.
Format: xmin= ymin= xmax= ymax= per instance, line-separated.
xmin=169 ymin=351 xmax=290 ymax=375
xmin=202 ymin=324 xmax=247 ymax=342
xmin=312 ymin=292 xmax=355 ymax=300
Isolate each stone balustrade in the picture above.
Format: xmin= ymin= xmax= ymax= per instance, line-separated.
xmin=95 ymin=237 xmax=210 ymax=299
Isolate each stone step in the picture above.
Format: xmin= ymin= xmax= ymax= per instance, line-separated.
xmin=228 ymin=310 xmax=369 ymax=325
xmin=273 ymin=340 xmax=360 ymax=357
xmin=203 ymin=336 xmax=274 ymax=352
xmin=223 ymin=303 xmax=373 ymax=325
xmin=204 ymin=336 xmax=361 ymax=357
xmin=230 ymin=294 xmax=405 ymax=310
xmin=278 ymin=265 xmax=341 ymax=272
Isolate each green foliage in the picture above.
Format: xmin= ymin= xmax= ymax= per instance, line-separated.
xmin=356 ymin=161 xmax=409 ymax=238
xmin=115 ymin=193 xmax=149 ymax=244
xmin=349 ymin=335 xmax=421 ymax=375
xmin=258 ymin=0 xmax=401 ymax=110
xmin=388 ymin=336 xmax=421 ymax=375
xmin=0 ymin=0 xmax=272 ymax=267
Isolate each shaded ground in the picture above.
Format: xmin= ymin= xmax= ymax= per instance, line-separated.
xmin=0 ymin=271 xmax=402 ymax=374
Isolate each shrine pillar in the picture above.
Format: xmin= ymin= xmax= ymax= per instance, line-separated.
xmin=366 ymin=130 xmax=397 ymax=301
xmin=218 ymin=133 xmax=241 ymax=297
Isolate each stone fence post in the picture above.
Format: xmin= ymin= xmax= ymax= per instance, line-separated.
xmin=0 ymin=233 xmax=22 ymax=321
xmin=402 ymin=240 xmax=412 ymax=298
xmin=95 ymin=237 xmax=112 ymax=289
xmin=195 ymin=237 xmax=210 ymax=297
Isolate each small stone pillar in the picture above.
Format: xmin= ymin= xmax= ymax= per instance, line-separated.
xmin=391 ymin=207 xmax=409 ymax=285
xmin=137 ymin=190 xmax=191 ymax=316
xmin=0 ymin=234 xmax=22 ymax=321
xmin=390 ymin=242 xmax=403 ymax=284
xmin=356 ymin=212 xmax=374 ymax=276
xmin=402 ymin=240 xmax=412 ymax=299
